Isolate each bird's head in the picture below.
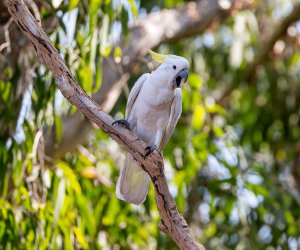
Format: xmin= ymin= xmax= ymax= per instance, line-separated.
xmin=149 ymin=50 xmax=189 ymax=89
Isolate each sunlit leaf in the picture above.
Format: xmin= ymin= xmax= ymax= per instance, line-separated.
xmin=188 ymin=73 xmax=202 ymax=90
xmin=72 ymin=226 xmax=88 ymax=249
xmin=192 ymin=104 xmax=205 ymax=130
xmin=114 ymin=46 xmax=122 ymax=63
xmin=78 ymin=65 xmax=93 ymax=95
xmin=56 ymin=161 xmax=82 ymax=195
xmin=54 ymin=114 xmax=63 ymax=142
xmin=205 ymin=103 xmax=226 ymax=115
xmin=100 ymin=14 xmax=109 ymax=56
xmin=69 ymin=0 xmax=79 ymax=10
xmin=53 ymin=178 xmax=65 ymax=225
xmin=128 ymin=0 xmax=138 ymax=19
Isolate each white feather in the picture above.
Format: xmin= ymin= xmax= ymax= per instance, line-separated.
xmin=116 ymin=154 xmax=150 ymax=205
xmin=116 ymin=55 xmax=189 ymax=204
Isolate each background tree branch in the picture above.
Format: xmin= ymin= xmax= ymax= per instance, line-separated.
xmin=213 ymin=1 xmax=300 ymax=194
xmin=4 ymin=0 xmax=205 ymax=249
xmin=243 ymin=1 xmax=300 ymax=82
xmin=217 ymin=1 xmax=300 ymax=106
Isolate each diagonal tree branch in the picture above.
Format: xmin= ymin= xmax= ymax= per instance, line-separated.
xmin=45 ymin=0 xmax=242 ymax=159
xmin=4 ymin=0 xmax=205 ymax=249
xmin=216 ymin=2 xmax=300 ymax=201
xmin=217 ymin=1 xmax=300 ymax=105
xmin=242 ymin=1 xmax=300 ymax=82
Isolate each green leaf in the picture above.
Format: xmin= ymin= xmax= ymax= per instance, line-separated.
xmin=205 ymin=223 xmax=217 ymax=237
xmin=72 ymin=226 xmax=88 ymax=249
xmin=69 ymin=0 xmax=79 ymax=10
xmin=128 ymin=0 xmax=138 ymax=19
xmin=192 ymin=104 xmax=206 ymax=130
xmin=78 ymin=65 xmax=93 ymax=95
xmin=205 ymin=103 xmax=226 ymax=115
xmin=93 ymin=64 xmax=102 ymax=93
xmin=212 ymin=125 xmax=224 ymax=137
xmin=188 ymin=73 xmax=202 ymax=90
xmin=56 ymin=161 xmax=82 ymax=195
xmin=114 ymin=46 xmax=122 ymax=63
xmin=100 ymin=14 xmax=110 ymax=56
xmin=54 ymin=114 xmax=63 ymax=142
xmin=53 ymin=178 xmax=65 ymax=225
xmin=89 ymin=0 xmax=102 ymax=29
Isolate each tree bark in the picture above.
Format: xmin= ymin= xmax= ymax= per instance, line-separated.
xmin=5 ymin=0 xmax=206 ymax=249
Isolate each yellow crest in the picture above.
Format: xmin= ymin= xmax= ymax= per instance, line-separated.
xmin=148 ymin=50 xmax=168 ymax=63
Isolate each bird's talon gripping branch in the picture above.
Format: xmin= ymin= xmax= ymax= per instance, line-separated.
xmin=112 ymin=119 xmax=131 ymax=130
xmin=144 ymin=145 xmax=162 ymax=158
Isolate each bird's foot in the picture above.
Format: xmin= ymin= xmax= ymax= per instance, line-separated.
xmin=112 ymin=119 xmax=131 ymax=130
xmin=144 ymin=145 xmax=162 ymax=158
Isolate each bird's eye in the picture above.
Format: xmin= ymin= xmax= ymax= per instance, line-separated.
xmin=173 ymin=65 xmax=176 ymax=69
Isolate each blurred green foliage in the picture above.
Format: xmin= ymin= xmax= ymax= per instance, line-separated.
xmin=1 ymin=0 xmax=300 ymax=249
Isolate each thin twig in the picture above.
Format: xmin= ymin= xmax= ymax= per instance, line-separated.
xmin=0 ymin=17 xmax=13 ymax=52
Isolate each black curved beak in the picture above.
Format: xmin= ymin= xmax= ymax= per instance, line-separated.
xmin=173 ymin=68 xmax=189 ymax=88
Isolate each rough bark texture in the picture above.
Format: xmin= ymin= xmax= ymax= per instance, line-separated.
xmin=4 ymin=0 xmax=205 ymax=249
xmin=44 ymin=0 xmax=239 ymax=158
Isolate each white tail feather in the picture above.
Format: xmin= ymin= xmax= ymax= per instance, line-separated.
xmin=116 ymin=154 xmax=150 ymax=205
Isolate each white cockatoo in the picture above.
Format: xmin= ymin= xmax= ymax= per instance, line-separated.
xmin=113 ymin=51 xmax=189 ymax=205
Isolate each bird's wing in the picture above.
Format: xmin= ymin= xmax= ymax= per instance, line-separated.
xmin=159 ymin=88 xmax=182 ymax=150
xmin=125 ymin=73 xmax=150 ymax=119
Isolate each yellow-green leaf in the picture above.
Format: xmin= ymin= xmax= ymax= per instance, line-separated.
xmin=72 ymin=226 xmax=88 ymax=249
xmin=54 ymin=114 xmax=63 ymax=142
xmin=114 ymin=46 xmax=122 ymax=63
xmin=79 ymin=65 xmax=93 ymax=95
xmin=206 ymin=103 xmax=226 ymax=115
xmin=188 ymin=73 xmax=202 ymax=90
xmin=192 ymin=105 xmax=206 ymax=130
xmin=57 ymin=161 xmax=82 ymax=195
xmin=69 ymin=0 xmax=79 ymax=10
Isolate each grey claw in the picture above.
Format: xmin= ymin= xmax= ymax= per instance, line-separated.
xmin=144 ymin=145 xmax=161 ymax=158
xmin=112 ymin=119 xmax=130 ymax=130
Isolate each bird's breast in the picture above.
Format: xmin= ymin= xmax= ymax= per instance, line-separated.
xmin=129 ymin=94 xmax=173 ymax=144
xmin=127 ymin=81 xmax=175 ymax=143
xmin=141 ymin=84 xmax=174 ymax=109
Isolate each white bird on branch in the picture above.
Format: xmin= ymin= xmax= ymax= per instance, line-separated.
xmin=113 ymin=51 xmax=189 ymax=205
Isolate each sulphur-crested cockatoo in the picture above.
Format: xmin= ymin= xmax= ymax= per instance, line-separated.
xmin=113 ymin=51 xmax=189 ymax=205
